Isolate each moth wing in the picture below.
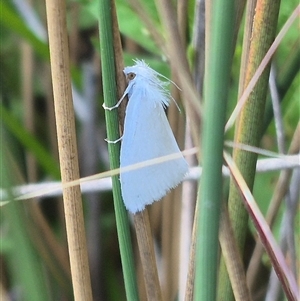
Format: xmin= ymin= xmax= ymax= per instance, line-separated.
xmin=120 ymin=88 xmax=188 ymax=213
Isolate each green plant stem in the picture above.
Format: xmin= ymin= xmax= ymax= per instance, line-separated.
xmin=194 ymin=1 xmax=234 ymax=301
xmin=98 ymin=1 xmax=139 ymax=300
xmin=217 ymin=1 xmax=281 ymax=300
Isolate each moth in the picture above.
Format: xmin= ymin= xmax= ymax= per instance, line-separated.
xmin=105 ymin=60 xmax=188 ymax=213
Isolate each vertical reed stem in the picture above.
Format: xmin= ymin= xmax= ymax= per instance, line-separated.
xmin=45 ymin=1 xmax=93 ymax=300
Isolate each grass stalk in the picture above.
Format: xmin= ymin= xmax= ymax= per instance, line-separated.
xmin=155 ymin=0 xmax=201 ymax=119
xmin=194 ymin=1 xmax=235 ymax=300
xmin=219 ymin=205 xmax=252 ymax=301
xmin=246 ymin=123 xmax=300 ymax=289
xmin=44 ymin=0 xmax=93 ymax=300
xmin=217 ymin=1 xmax=281 ymax=300
xmin=224 ymin=151 xmax=299 ymax=301
xmin=133 ymin=211 xmax=163 ymax=301
xmin=184 ymin=201 xmax=198 ymax=301
xmin=98 ymin=0 xmax=139 ymax=300
xmin=237 ymin=0 xmax=257 ymax=99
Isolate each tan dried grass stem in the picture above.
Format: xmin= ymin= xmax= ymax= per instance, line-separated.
xmin=134 ymin=210 xmax=163 ymax=301
xmin=45 ymin=0 xmax=93 ymax=300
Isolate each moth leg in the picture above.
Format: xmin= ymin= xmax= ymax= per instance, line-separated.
xmin=103 ymin=86 xmax=130 ymax=110
xmin=103 ymin=82 xmax=132 ymax=110
xmin=105 ymin=136 xmax=123 ymax=144
xmin=102 ymin=98 xmax=123 ymax=111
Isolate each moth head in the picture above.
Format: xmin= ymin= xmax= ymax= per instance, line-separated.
xmin=123 ymin=60 xmax=171 ymax=103
xmin=123 ymin=61 xmax=152 ymax=85
xmin=121 ymin=59 xmax=177 ymax=108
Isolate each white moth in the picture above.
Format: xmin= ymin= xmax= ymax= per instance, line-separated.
xmin=106 ymin=59 xmax=188 ymax=213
